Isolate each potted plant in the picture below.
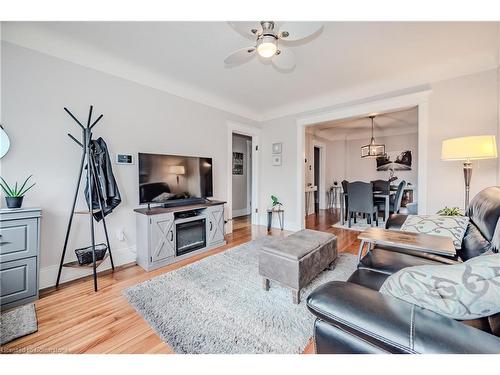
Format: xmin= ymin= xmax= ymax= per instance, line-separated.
xmin=436 ymin=206 xmax=463 ymax=216
xmin=0 ymin=175 xmax=36 ymax=209
xmin=271 ymin=195 xmax=282 ymax=211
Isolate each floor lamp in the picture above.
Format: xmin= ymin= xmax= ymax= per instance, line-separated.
xmin=441 ymin=135 xmax=497 ymax=210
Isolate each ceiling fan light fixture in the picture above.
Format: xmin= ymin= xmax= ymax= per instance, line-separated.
xmin=257 ymin=35 xmax=277 ymax=58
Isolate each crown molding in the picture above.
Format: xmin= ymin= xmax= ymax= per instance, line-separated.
xmin=1 ymin=23 xmax=262 ymax=121
xmin=1 ymin=22 xmax=497 ymax=124
xmin=260 ymin=64 xmax=497 ymax=122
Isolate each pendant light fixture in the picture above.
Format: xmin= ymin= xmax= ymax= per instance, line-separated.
xmin=361 ymin=115 xmax=385 ymax=158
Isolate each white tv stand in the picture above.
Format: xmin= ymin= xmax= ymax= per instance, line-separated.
xmin=134 ymin=200 xmax=226 ymax=271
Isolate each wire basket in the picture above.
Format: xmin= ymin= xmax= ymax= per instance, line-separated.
xmin=75 ymin=243 xmax=108 ymax=265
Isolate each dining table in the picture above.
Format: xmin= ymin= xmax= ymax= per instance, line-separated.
xmin=340 ymin=190 xmax=395 ymax=225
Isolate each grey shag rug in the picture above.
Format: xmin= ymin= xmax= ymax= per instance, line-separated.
xmin=123 ymin=236 xmax=357 ymax=354
xmin=1 ymin=303 xmax=38 ymax=345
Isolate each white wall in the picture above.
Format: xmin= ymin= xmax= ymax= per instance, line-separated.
xmin=259 ymin=69 xmax=500 ymax=229
xmin=426 ymin=69 xmax=499 ymax=213
xmin=231 ymin=133 xmax=251 ymax=217
xmin=339 ymin=133 xmax=417 ymax=184
xmin=258 ymin=116 xmax=299 ymax=229
xmin=0 ymin=42 xmax=256 ymax=287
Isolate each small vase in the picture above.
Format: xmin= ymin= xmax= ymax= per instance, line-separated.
xmin=6 ymin=196 xmax=23 ymax=209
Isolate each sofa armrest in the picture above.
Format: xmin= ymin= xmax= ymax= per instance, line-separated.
xmin=306 ymin=281 xmax=500 ymax=354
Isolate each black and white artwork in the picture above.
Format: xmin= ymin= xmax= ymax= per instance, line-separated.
xmin=376 ymin=150 xmax=412 ymax=171
xmin=232 ymin=152 xmax=244 ymax=175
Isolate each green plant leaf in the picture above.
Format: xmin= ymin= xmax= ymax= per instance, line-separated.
xmin=17 ymin=175 xmax=32 ymax=197
xmin=0 ymin=177 xmax=14 ymax=196
xmin=18 ymin=183 xmax=36 ymax=196
xmin=0 ymin=183 xmax=12 ymax=197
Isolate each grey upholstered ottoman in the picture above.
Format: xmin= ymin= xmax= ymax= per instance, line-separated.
xmin=259 ymin=229 xmax=337 ymax=304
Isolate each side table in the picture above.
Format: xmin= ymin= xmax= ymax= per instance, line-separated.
xmin=267 ymin=208 xmax=284 ymax=231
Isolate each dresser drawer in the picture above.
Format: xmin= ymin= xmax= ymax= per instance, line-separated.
xmin=0 ymin=218 xmax=38 ymax=262
xmin=0 ymin=256 xmax=37 ymax=306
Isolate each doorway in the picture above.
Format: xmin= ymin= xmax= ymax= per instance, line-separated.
xmin=231 ymin=133 xmax=253 ymax=230
xmin=296 ymin=89 xmax=431 ymax=230
xmin=313 ymin=146 xmax=320 ymax=214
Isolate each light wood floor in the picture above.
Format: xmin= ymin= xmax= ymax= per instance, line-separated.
xmin=1 ymin=209 xmax=360 ymax=354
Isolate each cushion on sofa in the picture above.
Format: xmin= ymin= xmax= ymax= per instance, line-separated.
xmin=380 ymin=253 xmax=500 ymax=320
xmin=400 ymin=215 xmax=469 ymax=249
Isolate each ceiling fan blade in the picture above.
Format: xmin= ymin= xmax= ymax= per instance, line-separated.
xmin=224 ymin=47 xmax=256 ymax=66
xmin=227 ymin=21 xmax=262 ymax=40
xmin=272 ymin=47 xmax=295 ymax=71
xmin=278 ymin=22 xmax=323 ymax=41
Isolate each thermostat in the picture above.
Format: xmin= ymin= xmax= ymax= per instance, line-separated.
xmin=116 ymin=154 xmax=134 ymax=165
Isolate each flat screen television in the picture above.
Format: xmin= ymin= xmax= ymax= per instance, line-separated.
xmin=138 ymin=153 xmax=213 ymax=205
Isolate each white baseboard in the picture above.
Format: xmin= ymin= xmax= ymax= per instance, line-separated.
xmin=39 ymin=245 xmax=137 ymax=289
xmin=258 ymin=212 xmax=300 ymax=232
xmin=232 ymin=208 xmax=251 ymax=217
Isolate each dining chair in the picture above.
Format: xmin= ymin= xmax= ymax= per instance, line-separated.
xmin=377 ymin=180 xmax=406 ymax=219
xmin=371 ymin=179 xmax=390 ymax=194
xmin=341 ymin=180 xmax=349 ymax=221
xmin=393 ymin=180 xmax=407 ymax=213
xmin=371 ymin=179 xmax=390 ymax=210
xmin=347 ymin=181 xmax=379 ymax=228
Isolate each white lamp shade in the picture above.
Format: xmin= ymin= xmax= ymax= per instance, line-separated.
xmin=441 ymin=135 xmax=497 ymax=161
xmin=168 ymin=165 xmax=185 ymax=175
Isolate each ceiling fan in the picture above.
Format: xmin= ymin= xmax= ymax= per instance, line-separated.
xmin=224 ymin=21 xmax=323 ymax=70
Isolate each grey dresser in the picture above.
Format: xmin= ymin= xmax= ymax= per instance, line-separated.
xmin=0 ymin=208 xmax=41 ymax=310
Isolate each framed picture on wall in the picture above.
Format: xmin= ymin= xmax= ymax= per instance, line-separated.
xmin=232 ymin=152 xmax=244 ymax=175
xmin=376 ymin=150 xmax=412 ymax=171
xmin=272 ymin=154 xmax=282 ymax=166
xmin=272 ymin=143 xmax=282 ymax=154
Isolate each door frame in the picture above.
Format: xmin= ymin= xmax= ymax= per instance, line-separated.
xmin=312 ymin=140 xmax=327 ymax=211
xmin=245 ymin=138 xmax=253 ymax=215
xmin=295 ymin=89 xmax=432 ymax=229
xmin=226 ymin=121 xmax=261 ymax=233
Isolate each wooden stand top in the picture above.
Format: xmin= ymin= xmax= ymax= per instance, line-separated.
xmin=358 ymin=228 xmax=456 ymax=257
xmin=134 ymin=200 xmax=226 ymax=216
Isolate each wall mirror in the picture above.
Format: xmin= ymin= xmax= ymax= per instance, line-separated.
xmin=0 ymin=125 xmax=11 ymax=158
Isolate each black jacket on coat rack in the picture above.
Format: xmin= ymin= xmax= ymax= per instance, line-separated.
xmin=85 ymin=137 xmax=121 ymax=221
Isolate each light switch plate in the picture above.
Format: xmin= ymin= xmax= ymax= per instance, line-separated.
xmin=116 ymin=154 xmax=134 ymax=165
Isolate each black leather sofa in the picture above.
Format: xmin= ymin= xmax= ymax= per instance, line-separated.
xmin=306 ymin=186 xmax=500 ymax=354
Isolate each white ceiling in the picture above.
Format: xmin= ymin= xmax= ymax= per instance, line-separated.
xmin=2 ymin=22 xmax=498 ymax=121
xmin=309 ymin=106 xmax=418 ymax=141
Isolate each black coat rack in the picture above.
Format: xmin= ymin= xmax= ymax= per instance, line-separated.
xmin=56 ymin=105 xmax=114 ymax=292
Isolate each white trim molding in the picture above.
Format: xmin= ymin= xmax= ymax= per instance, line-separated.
xmin=226 ymin=121 xmax=261 ymax=233
xmin=312 ymin=139 xmax=327 ymax=210
xmin=296 ymin=88 xmax=432 ymax=229
xmin=39 ymin=246 xmax=136 ymax=289
xmin=232 ymin=208 xmax=252 ymax=218
xmin=2 ymin=26 xmax=260 ymax=121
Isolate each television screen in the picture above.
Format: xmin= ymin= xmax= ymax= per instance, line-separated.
xmin=138 ymin=153 xmax=213 ymax=204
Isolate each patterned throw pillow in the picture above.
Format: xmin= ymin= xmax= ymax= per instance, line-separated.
xmin=401 ymin=215 xmax=469 ymax=249
xmin=380 ymin=253 xmax=500 ymax=320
